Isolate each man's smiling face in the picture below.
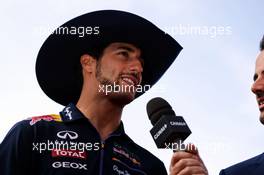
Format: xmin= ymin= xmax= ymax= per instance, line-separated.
xmin=95 ymin=42 xmax=143 ymax=104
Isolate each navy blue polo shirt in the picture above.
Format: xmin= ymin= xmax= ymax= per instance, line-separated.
xmin=0 ymin=103 xmax=167 ymax=175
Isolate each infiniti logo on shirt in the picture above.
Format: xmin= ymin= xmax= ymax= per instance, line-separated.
xmin=57 ymin=130 xmax=78 ymax=140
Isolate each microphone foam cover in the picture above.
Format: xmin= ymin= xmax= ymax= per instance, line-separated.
xmin=146 ymin=97 xmax=175 ymax=125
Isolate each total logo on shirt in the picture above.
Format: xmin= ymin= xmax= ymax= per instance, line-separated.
xmin=52 ymin=149 xmax=87 ymax=159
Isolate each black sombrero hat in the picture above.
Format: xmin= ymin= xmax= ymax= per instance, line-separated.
xmin=36 ymin=10 xmax=182 ymax=106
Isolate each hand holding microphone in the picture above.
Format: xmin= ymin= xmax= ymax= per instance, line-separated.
xmin=147 ymin=97 xmax=208 ymax=175
xmin=169 ymin=143 xmax=208 ymax=175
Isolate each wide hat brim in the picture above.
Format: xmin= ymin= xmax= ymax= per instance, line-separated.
xmin=36 ymin=10 xmax=182 ymax=106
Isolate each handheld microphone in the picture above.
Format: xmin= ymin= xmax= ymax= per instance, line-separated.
xmin=146 ymin=97 xmax=191 ymax=151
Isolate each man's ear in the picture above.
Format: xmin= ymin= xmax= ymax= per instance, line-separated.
xmin=80 ymin=54 xmax=96 ymax=73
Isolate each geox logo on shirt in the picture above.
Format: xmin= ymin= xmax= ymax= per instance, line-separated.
xmin=29 ymin=114 xmax=62 ymax=125
xmin=52 ymin=161 xmax=88 ymax=170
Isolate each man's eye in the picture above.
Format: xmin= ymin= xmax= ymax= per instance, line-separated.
xmin=118 ymin=51 xmax=129 ymax=57
xmin=253 ymin=74 xmax=258 ymax=82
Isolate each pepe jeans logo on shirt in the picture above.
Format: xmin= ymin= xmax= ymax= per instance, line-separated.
xmin=113 ymin=164 xmax=131 ymax=175
xmin=112 ymin=158 xmax=147 ymax=175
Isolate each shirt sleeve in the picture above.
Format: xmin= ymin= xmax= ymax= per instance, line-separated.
xmin=152 ymin=160 xmax=168 ymax=175
xmin=0 ymin=120 xmax=33 ymax=175
xmin=219 ymin=169 xmax=227 ymax=175
xmin=159 ymin=162 xmax=168 ymax=175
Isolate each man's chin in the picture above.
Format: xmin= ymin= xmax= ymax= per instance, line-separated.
xmin=107 ymin=91 xmax=136 ymax=105
xmin=259 ymin=113 xmax=264 ymax=125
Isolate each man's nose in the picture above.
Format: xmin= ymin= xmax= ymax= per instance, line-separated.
xmin=129 ymin=58 xmax=143 ymax=73
xmin=251 ymin=77 xmax=264 ymax=95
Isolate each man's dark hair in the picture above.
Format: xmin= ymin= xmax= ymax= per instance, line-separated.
xmin=260 ymin=35 xmax=264 ymax=51
xmin=76 ymin=42 xmax=109 ymax=80
xmin=83 ymin=43 xmax=108 ymax=60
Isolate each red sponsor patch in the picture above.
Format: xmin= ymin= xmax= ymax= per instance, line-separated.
xmin=52 ymin=149 xmax=87 ymax=159
xmin=29 ymin=114 xmax=62 ymax=125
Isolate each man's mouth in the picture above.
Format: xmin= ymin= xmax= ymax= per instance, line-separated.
xmin=122 ymin=78 xmax=135 ymax=86
xmin=120 ymin=74 xmax=139 ymax=87
xmin=257 ymin=97 xmax=264 ymax=111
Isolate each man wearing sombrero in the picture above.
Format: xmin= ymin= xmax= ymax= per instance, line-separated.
xmin=0 ymin=10 xmax=207 ymax=175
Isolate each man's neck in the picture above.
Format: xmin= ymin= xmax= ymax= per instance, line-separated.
xmin=76 ymin=96 xmax=123 ymax=140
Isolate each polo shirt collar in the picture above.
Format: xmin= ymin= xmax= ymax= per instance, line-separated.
xmin=60 ymin=103 xmax=126 ymax=137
